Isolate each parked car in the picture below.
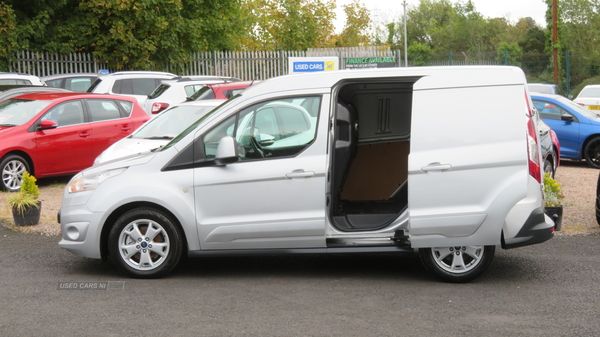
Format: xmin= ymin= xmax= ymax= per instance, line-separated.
xmin=42 ymin=73 xmax=99 ymax=92
xmin=94 ymin=99 xmax=226 ymax=165
xmin=573 ymin=84 xmax=600 ymax=110
xmin=532 ymin=92 xmax=600 ymax=168
xmin=0 ymin=92 xmax=149 ymax=191
xmin=144 ymin=76 xmax=239 ymax=115
xmin=528 ymin=83 xmax=566 ymax=97
xmin=536 ymin=114 xmax=560 ymax=177
xmin=596 ymin=172 xmax=600 ymax=226
xmin=0 ymin=73 xmax=44 ymax=85
xmin=87 ymin=71 xmax=178 ymax=109
xmin=187 ymin=81 xmax=256 ymax=101
xmin=58 ymin=66 xmax=554 ymax=283
xmin=0 ymin=85 xmax=70 ymax=102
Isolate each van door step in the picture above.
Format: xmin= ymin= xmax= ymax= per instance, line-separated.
xmin=393 ymin=229 xmax=410 ymax=246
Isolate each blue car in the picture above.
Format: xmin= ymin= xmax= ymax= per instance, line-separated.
xmin=532 ymin=93 xmax=600 ymax=168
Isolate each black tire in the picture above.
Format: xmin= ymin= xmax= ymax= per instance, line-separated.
xmin=0 ymin=155 xmax=31 ymax=192
xmin=419 ymin=245 xmax=495 ymax=283
xmin=596 ymin=172 xmax=600 ymax=226
xmin=584 ymin=137 xmax=600 ymax=169
xmin=544 ymin=158 xmax=555 ymax=178
xmin=108 ymin=207 xmax=183 ymax=278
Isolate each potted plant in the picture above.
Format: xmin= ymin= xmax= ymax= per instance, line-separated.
xmin=7 ymin=172 xmax=41 ymax=226
xmin=543 ymin=172 xmax=563 ymax=231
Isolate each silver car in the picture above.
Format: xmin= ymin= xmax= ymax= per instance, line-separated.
xmin=94 ymin=100 xmax=226 ymax=165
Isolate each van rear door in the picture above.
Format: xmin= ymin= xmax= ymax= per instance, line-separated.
xmin=408 ymin=81 xmax=529 ymax=248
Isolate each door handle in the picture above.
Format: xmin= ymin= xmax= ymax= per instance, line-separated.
xmin=285 ymin=169 xmax=315 ymax=179
xmin=421 ymin=162 xmax=452 ymax=172
xmin=121 ymin=126 xmax=131 ymax=132
xmin=79 ymin=131 xmax=91 ymax=138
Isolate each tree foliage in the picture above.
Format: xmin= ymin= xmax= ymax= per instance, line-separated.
xmin=1 ymin=0 xmax=243 ymax=70
xmin=336 ymin=0 xmax=371 ymax=47
xmin=239 ymin=0 xmax=336 ymax=50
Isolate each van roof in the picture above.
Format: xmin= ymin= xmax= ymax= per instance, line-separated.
xmin=242 ymin=66 xmax=527 ymax=98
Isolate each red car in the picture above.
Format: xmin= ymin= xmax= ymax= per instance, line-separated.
xmin=188 ymin=81 xmax=257 ymax=100
xmin=0 ymin=92 xmax=149 ymax=191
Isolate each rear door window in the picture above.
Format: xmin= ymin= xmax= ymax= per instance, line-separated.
xmin=87 ymin=99 xmax=123 ymax=122
xmin=113 ymin=78 xmax=161 ymax=95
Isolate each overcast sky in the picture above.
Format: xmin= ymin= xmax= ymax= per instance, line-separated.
xmin=335 ymin=0 xmax=548 ymax=32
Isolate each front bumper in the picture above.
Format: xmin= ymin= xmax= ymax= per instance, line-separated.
xmin=503 ymin=207 xmax=554 ymax=249
xmin=58 ymin=204 xmax=104 ymax=259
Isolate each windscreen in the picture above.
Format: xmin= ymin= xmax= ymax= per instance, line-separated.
xmin=0 ymin=99 xmax=51 ymax=126
xmin=133 ymin=104 xmax=220 ymax=140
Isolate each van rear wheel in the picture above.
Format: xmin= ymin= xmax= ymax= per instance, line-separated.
xmin=419 ymin=245 xmax=495 ymax=283
xmin=108 ymin=207 xmax=183 ymax=278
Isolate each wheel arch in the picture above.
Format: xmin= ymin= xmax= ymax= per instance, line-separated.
xmin=1 ymin=150 xmax=35 ymax=176
xmin=100 ymin=201 xmax=189 ymax=260
xmin=580 ymin=134 xmax=600 ymax=159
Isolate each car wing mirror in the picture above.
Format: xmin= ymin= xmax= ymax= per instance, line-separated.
xmin=39 ymin=120 xmax=58 ymax=130
xmin=215 ymin=136 xmax=239 ymax=166
xmin=561 ymin=113 xmax=574 ymax=122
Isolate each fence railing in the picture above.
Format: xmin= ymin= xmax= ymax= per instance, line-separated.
xmin=10 ymin=50 xmax=100 ymax=77
xmin=9 ymin=49 xmax=502 ymax=81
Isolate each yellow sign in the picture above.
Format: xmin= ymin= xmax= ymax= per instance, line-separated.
xmin=325 ymin=61 xmax=335 ymax=71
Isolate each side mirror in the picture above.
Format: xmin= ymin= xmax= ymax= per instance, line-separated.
xmin=215 ymin=136 xmax=239 ymax=166
xmin=39 ymin=120 xmax=58 ymax=130
xmin=561 ymin=113 xmax=575 ymax=122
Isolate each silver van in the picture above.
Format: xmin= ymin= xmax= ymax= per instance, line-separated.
xmin=59 ymin=66 xmax=555 ymax=282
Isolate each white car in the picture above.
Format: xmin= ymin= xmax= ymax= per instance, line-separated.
xmin=87 ymin=71 xmax=178 ymax=109
xmin=59 ymin=66 xmax=555 ymax=283
xmin=144 ymin=76 xmax=239 ymax=115
xmin=0 ymin=73 xmax=44 ymax=85
xmin=94 ymin=99 xmax=226 ymax=165
xmin=574 ymin=84 xmax=600 ymax=111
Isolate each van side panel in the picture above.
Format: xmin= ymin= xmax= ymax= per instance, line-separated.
xmin=408 ymin=84 xmax=529 ymax=248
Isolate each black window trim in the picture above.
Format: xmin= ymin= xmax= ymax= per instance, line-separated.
xmin=162 ymin=94 xmax=323 ymax=172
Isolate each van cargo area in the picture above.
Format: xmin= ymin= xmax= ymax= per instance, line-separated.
xmin=330 ymin=80 xmax=415 ymax=232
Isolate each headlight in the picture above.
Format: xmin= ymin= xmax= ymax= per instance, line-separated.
xmin=67 ymin=168 xmax=127 ymax=193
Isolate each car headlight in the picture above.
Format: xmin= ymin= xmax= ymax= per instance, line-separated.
xmin=67 ymin=168 xmax=127 ymax=193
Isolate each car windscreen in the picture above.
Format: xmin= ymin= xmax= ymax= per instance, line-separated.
xmin=0 ymin=98 xmax=52 ymax=126
xmin=148 ymin=83 xmax=170 ymax=99
xmin=578 ymin=87 xmax=600 ymax=98
xmin=0 ymin=79 xmax=32 ymax=85
xmin=87 ymin=78 xmax=103 ymax=92
xmin=188 ymin=85 xmax=214 ymax=100
xmin=557 ymin=96 xmax=600 ymax=119
xmin=161 ymin=98 xmax=236 ymax=151
xmin=133 ymin=104 xmax=220 ymax=140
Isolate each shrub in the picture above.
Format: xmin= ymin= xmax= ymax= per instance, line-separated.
xmin=543 ymin=172 xmax=563 ymax=207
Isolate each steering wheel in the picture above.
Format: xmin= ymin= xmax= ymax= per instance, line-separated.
xmin=249 ymin=135 xmax=266 ymax=158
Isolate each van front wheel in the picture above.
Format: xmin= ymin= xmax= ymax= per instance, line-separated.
xmin=419 ymin=245 xmax=495 ymax=283
xmin=108 ymin=208 xmax=183 ymax=278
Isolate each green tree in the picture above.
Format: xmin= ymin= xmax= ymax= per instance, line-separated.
xmin=496 ymin=42 xmax=522 ymax=66
xmin=337 ymin=0 xmax=371 ymax=47
xmin=1 ymin=0 xmax=243 ymax=70
xmin=408 ymin=41 xmax=433 ymax=66
xmin=0 ymin=2 xmax=24 ymax=69
xmin=240 ymin=0 xmax=336 ymax=50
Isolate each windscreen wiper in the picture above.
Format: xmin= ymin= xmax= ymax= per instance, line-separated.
xmin=145 ymin=136 xmax=174 ymax=140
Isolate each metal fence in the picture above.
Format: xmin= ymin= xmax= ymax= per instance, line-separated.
xmin=9 ymin=50 xmax=101 ymax=77
xmin=11 ymin=49 xmax=590 ymax=94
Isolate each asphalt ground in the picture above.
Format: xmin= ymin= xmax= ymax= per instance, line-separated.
xmin=0 ymin=224 xmax=598 ymax=337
